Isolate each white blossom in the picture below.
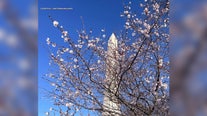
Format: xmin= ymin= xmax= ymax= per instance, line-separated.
xmin=88 ymin=42 xmax=94 ymax=47
xmin=66 ymin=103 xmax=73 ymax=107
xmin=63 ymin=48 xmax=69 ymax=52
xmin=163 ymin=23 xmax=167 ymax=27
xmin=60 ymin=58 xmax=64 ymax=62
xmin=53 ymin=20 xmax=59 ymax=27
xmin=89 ymin=67 xmax=95 ymax=71
xmin=69 ymin=50 xmax=73 ymax=54
xmin=154 ymin=31 xmax=159 ymax=36
xmin=124 ymin=10 xmax=129 ymax=14
xmin=125 ymin=22 xmax=130 ymax=26
xmin=85 ymin=35 xmax=89 ymax=39
xmin=46 ymin=37 xmax=50 ymax=45
xmin=127 ymin=14 xmax=131 ymax=18
xmin=159 ymin=58 xmax=163 ymax=67
xmin=75 ymin=90 xmax=80 ymax=95
xmin=144 ymin=33 xmax=150 ymax=38
xmin=144 ymin=7 xmax=149 ymax=14
xmin=52 ymin=43 xmax=56 ymax=47
xmin=97 ymin=60 xmax=101 ymax=64
xmin=78 ymin=44 xmax=82 ymax=48
xmin=45 ymin=112 xmax=49 ymax=116
xmin=82 ymin=30 xmax=86 ymax=34
xmin=74 ymin=58 xmax=78 ymax=63
xmin=87 ymin=90 xmax=91 ymax=95
xmin=48 ymin=73 xmax=55 ymax=78
xmin=157 ymin=98 xmax=161 ymax=102
xmin=140 ymin=30 xmax=145 ymax=34
xmin=154 ymin=3 xmax=160 ymax=10
xmin=62 ymin=31 xmax=68 ymax=36
xmin=74 ymin=65 xmax=78 ymax=69
xmin=161 ymin=82 xmax=168 ymax=90
xmin=64 ymin=37 xmax=69 ymax=42
xmin=132 ymin=32 xmax=136 ymax=37
xmin=145 ymin=78 xmax=150 ymax=83
xmin=102 ymin=34 xmax=106 ymax=38
xmin=95 ymin=37 xmax=100 ymax=42
xmin=51 ymin=83 xmax=56 ymax=86
xmin=49 ymin=107 xmax=53 ymax=111
xmin=101 ymin=29 xmax=105 ymax=32
xmin=75 ymin=108 xmax=80 ymax=112
xmin=143 ymin=22 xmax=151 ymax=30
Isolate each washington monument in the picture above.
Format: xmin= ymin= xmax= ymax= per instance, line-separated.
xmin=102 ymin=33 xmax=121 ymax=116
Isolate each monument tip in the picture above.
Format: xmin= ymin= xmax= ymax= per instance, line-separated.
xmin=108 ymin=33 xmax=117 ymax=45
xmin=110 ymin=33 xmax=116 ymax=39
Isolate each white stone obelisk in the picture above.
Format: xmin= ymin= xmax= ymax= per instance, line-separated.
xmin=102 ymin=33 xmax=121 ymax=116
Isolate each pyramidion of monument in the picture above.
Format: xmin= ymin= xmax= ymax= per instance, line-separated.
xmin=108 ymin=33 xmax=118 ymax=48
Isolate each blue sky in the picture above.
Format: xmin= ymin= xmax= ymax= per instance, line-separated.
xmin=38 ymin=0 xmax=131 ymax=115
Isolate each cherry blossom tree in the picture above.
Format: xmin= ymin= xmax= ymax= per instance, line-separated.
xmin=43 ymin=0 xmax=169 ymax=115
